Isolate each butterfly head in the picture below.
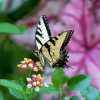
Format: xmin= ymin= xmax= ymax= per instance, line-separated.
xmin=33 ymin=50 xmax=39 ymax=56
xmin=33 ymin=50 xmax=45 ymax=67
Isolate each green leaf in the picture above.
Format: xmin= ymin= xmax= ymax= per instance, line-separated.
xmin=9 ymin=88 xmax=25 ymax=100
xmin=52 ymin=68 xmax=69 ymax=89
xmin=25 ymin=87 xmax=37 ymax=99
xmin=0 ymin=91 xmax=4 ymax=100
xmin=96 ymin=95 xmax=100 ymax=100
xmin=18 ymin=78 xmax=26 ymax=89
xmin=0 ymin=79 xmax=28 ymax=99
xmin=39 ymin=85 xmax=59 ymax=94
xmin=25 ymin=87 xmax=36 ymax=95
xmin=0 ymin=23 xmax=23 ymax=34
xmin=19 ymin=24 xmax=28 ymax=32
xmin=67 ymin=75 xmax=91 ymax=91
xmin=0 ymin=79 xmax=24 ymax=93
xmin=81 ymin=86 xmax=99 ymax=100
xmin=69 ymin=96 xmax=79 ymax=100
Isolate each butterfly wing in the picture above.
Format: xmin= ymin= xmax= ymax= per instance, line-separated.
xmin=41 ymin=30 xmax=74 ymax=68
xmin=35 ymin=15 xmax=52 ymax=50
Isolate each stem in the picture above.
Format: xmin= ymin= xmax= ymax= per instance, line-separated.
xmin=29 ymin=69 xmax=32 ymax=77
xmin=60 ymin=88 xmax=63 ymax=100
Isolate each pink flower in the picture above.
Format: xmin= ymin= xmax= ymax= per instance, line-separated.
xmin=51 ymin=0 xmax=100 ymax=89
xmin=17 ymin=58 xmax=43 ymax=71
xmin=27 ymin=74 xmax=47 ymax=91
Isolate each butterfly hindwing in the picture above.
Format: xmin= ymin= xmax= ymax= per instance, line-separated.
xmin=41 ymin=30 xmax=74 ymax=68
xmin=36 ymin=15 xmax=51 ymax=50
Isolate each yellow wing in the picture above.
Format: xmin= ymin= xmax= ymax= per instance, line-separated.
xmin=40 ymin=30 xmax=74 ymax=68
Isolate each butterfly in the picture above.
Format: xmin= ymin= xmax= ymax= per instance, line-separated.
xmin=34 ymin=15 xmax=74 ymax=68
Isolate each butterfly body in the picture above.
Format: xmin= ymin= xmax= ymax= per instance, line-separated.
xmin=35 ymin=15 xmax=74 ymax=68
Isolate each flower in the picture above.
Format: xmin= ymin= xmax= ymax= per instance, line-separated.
xmin=35 ymin=87 xmax=40 ymax=92
xmin=17 ymin=58 xmax=48 ymax=92
xmin=51 ymin=0 xmax=100 ymax=89
xmin=27 ymin=84 xmax=32 ymax=88
xmin=17 ymin=58 xmax=43 ymax=71
xmin=27 ymin=74 xmax=47 ymax=91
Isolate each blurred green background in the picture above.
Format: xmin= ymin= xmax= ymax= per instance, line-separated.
xmin=0 ymin=0 xmax=40 ymax=99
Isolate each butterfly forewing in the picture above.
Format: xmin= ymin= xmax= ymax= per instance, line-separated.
xmin=36 ymin=15 xmax=51 ymax=50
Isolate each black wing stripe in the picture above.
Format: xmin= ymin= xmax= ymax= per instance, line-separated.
xmin=61 ymin=30 xmax=74 ymax=50
xmin=42 ymin=15 xmax=52 ymax=39
xmin=50 ymin=39 xmax=56 ymax=46
xmin=54 ymin=37 xmax=58 ymax=40
xmin=36 ymin=31 xmax=43 ymax=38
xmin=36 ymin=37 xmax=43 ymax=46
